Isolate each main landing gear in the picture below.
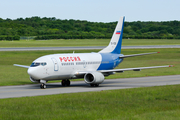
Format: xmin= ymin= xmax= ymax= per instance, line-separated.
xmin=90 ymin=84 xmax=99 ymax=87
xmin=61 ymin=79 xmax=71 ymax=86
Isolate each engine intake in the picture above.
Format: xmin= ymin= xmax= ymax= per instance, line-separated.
xmin=30 ymin=76 xmax=40 ymax=83
xmin=84 ymin=72 xmax=104 ymax=84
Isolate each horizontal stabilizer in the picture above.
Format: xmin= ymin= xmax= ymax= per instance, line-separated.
xmin=14 ymin=64 xmax=29 ymax=68
xmin=119 ymin=52 xmax=160 ymax=58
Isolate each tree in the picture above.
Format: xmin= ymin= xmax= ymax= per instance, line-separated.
xmin=0 ymin=16 xmax=179 ymax=40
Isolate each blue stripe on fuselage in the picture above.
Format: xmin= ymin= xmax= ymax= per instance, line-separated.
xmin=97 ymin=53 xmax=123 ymax=70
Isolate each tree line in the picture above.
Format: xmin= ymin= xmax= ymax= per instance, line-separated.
xmin=0 ymin=16 xmax=180 ymax=40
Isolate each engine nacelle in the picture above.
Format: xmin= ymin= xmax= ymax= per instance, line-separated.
xmin=29 ymin=76 xmax=40 ymax=83
xmin=84 ymin=72 xmax=105 ymax=84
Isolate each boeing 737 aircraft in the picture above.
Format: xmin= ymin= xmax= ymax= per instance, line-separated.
xmin=14 ymin=16 xmax=173 ymax=89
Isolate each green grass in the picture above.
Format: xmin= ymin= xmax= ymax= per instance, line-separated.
xmin=122 ymin=39 xmax=180 ymax=46
xmin=0 ymin=39 xmax=108 ymax=47
xmin=0 ymin=84 xmax=180 ymax=119
xmin=0 ymin=40 xmax=180 ymax=119
xmin=0 ymin=39 xmax=180 ymax=47
xmin=0 ymin=48 xmax=179 ymax=86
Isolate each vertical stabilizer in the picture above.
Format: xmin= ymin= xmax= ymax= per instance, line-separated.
xmin=99 ymin=16 xmax=125 ymax=54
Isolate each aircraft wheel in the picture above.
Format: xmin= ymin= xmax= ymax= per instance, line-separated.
xmin=90 ymin=84 xmax=99 ymax=87
xmin=61 ymin=80 xmax=66 ymax=86
xmin=90 ymin=84 xmax=95 ymax=87
xmin=40 ymin=83 xmax=46 ymax=89
xmin=66 ymin=80 xmax=70 ymax=86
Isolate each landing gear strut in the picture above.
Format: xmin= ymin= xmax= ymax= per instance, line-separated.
xmin=61 ymin=79 xmax=71 ymax=86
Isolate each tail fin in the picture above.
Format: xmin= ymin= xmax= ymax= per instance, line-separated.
xmin=99 ymin=16 xmax=125 ymax=54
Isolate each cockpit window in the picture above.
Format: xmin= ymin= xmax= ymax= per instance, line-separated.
xmin=30 ymin=62 xmax=47 ymax=67
xmin=41 ymin=62 xmax=47 ymax=66
xmin=30 ymin=62 xmax=40 ymax=67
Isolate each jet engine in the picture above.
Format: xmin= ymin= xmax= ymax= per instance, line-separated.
xmin=29 ymin=76 xmax=40 ymax=83
xmin=84 ymin=72 xmax=105 ymax=84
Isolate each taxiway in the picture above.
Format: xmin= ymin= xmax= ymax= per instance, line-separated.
xmin=0 ymin=45 xmax=180 ymax=51
xmin=0 ymin=75 xmax=180 ymax=99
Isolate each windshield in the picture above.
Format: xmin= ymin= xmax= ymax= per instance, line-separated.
xmin=30 ymin=62 xmax=47 ymax=67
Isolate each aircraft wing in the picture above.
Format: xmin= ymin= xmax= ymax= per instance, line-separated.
xmin=75 ymin=65 xmax=173 ymax=76
xmin=14 ymin=64 xmax=30 ymax=68
xmin=98 ymin=65 xmax=174 ymax=73
xmin=119 ymin=52 xmax=159 ymax=58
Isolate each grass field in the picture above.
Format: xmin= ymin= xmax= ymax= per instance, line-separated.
xmin=0 ymin=39 xmax=180 ymax=47
xmin=0 ymin=39 xmax=180 ymax=119
xmin=0 ymin=84 xmax=180 ymax=119
xmin=0 ymin=48 xmax=179 ymax=86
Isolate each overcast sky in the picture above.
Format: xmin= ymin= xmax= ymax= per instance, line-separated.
xmin=0 ymin=0 xmax=179 ymax=22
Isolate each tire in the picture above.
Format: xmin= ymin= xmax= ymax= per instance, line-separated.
xmin=61 ymin=80 xmax=66 ymax=86
xmin=40 ymin=83 xmax=46 ymax=89
xmin=90 ymin=84 xmax=99 ymax=87
xmin=66 ymin=80 xmax=70 ymax=86
xmin=44 ymin=84 xmax=46 ymax=89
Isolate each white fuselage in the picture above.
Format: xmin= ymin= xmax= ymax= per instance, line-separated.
xmin=27 ymin=53 xmax=123 ymax=81
xmin=27 ymin=16 xmax=125 ymax=84
xmin=14 ymin=16 xmax=171 ymax=89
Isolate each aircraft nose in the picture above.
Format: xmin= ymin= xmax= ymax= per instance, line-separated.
xmin=27 ymin=68 xmax=39 ymax=79
xmin=27 ymin=68 xmax=33 ymax=76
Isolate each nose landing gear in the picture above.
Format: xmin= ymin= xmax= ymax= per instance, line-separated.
xmin=61 ymin=79 xmax=71 ymax=86
xmin=40 ymin=80 xmax=47 ymax=89
xmin=40 ymin=83 xmax=46 ymax=89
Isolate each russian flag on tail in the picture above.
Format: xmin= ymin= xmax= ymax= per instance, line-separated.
xmin=116 ymin=31 xmax=121 ymax=34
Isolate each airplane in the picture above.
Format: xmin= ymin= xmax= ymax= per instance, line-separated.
xmin=14 ymin=16 xmax=173 ymax=89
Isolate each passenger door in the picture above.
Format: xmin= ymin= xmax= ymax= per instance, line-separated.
xmin=51 ymin=58 xmax=59 ymax=71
